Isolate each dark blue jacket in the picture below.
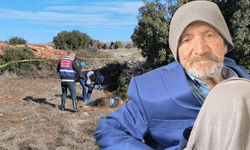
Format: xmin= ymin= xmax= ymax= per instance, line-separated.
xmin=57 ymin=56 xmax=82 ymax=81
xmin=94 ymin=58 xmax=250 ymax=150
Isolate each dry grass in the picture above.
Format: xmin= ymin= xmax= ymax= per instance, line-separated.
xmin=0 ymin=78 xmax=116 ymax=150
xmin=76 ymin=47 xmax=143 ymax=70
xmin=0 ymin=71 xmax=18 ymax=79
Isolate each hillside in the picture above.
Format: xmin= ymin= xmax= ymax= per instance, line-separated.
xmin=0 ymin=42 xmax=145 ymax=149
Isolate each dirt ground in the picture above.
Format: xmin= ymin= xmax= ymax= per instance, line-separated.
xmin=0 ymin=77 xmax=121 ymax=150
xmin=0 ymin=47 xmax=143 ymax=150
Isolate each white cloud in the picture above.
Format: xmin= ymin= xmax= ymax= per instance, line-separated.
xmin=0 ymin=1 xmax=159 ymax=29
xmin=47 ymin=0 xmax=71 ymax=4
xmin=46 ymin=6 xmax=79 ymax=11
xmin=92 ymin=1 xmax=144 ymax=14
xmin=46 ymin=1 xmax=144 ymax=15
xmin=0 ymin=8 xmax=137 ymax=28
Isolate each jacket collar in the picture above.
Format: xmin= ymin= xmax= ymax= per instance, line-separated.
xmin=224 ymin=57 xmax=250 ymax=79
xmin=161 ymin=57 xmax=250 ymax=110
xmin=161 ymin=62 xmax=201 ymax=110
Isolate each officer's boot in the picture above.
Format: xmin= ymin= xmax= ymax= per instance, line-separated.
xmin=61 ymin=99 xmax=65 ymax=111
xmin=73 ymin=100 xmax=80 ymax=112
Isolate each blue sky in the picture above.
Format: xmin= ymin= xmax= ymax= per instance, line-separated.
xmin=0 ymin=0 xmax=162 ymax=44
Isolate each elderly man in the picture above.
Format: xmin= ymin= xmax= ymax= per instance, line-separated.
xmin=94 ymin=1 xmax=250 ymax=150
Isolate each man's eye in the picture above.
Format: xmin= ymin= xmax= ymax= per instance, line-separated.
xmin=183 ymin=39 xmax=190 ymax=42
xmin=207 ymin=33 xmax=214 ymax=37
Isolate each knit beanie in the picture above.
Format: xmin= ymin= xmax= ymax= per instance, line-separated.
xmin=169 ymin=1 xmax=234 ymax=61
xmin=98 ymin=75 xmax=104 ymax=83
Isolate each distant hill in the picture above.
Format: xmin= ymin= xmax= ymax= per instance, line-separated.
xmin=31 ymin=41 xmax=134 ymax=48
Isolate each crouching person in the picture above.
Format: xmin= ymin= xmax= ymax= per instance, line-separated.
xmin=77 ymin=70 xmax=104 ymax=104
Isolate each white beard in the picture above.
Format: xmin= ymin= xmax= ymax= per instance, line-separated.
xmin=181 ymin=53 xmax=224 ymax=80
xmin=184 ymin=61 xmax=223 ymax=80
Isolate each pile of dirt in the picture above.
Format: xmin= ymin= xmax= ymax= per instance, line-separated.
xmin=0 ymin=42 xmax=68 ymax=60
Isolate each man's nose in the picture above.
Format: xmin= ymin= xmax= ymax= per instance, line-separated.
xmin=193 ymin=38 xmax=208 ymax=55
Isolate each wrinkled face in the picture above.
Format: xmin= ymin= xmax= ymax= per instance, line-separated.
xmin=178 ymin=22 xmax=228 ymax=79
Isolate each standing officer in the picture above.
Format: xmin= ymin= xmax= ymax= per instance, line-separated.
xmin=57 ymin=51 xmax=85 ymax=111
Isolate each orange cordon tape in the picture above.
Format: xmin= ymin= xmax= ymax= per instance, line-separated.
xmin=0 ymin=59 xmax=47 ymax=69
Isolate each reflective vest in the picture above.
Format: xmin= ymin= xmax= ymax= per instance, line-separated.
xmin=59 ymin=56 xmax=75 ymax=80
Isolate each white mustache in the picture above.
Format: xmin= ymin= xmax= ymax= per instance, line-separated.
xmin=189 ymin=53 xmax=220 ymax=65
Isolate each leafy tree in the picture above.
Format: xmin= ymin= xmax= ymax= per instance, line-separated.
xmin=167 ymin=0 xmax=190 ymax=16
xmin=222 ymin=0 xmax=250 ymax=73
xmin=53 ymin=31 xmax=69 ymax=50
xmin=9 ymin=37 xmax=27 ymax=45
xmin=53 ymin=30 xmax=91 ymax=50
xmin=131 ymin=0 xmax=174 ymax=67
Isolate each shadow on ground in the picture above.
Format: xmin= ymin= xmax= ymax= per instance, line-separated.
xmin=22 ymin=96 xmax=81 ymax=112
xmin=23 ymin=96 xmax=56 ymax=108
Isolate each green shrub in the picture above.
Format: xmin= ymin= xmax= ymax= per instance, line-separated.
xmin=125 ymin=43 xmax=134 ymax=49
xmin=113 ymin=41 xmax=123 ymax=49
xmin=116 ymin=61 xmax=151 ymax=99
xmin=23 ymin=59 xmax=60 ymax=79
xmin=88 ymin=40 xmax=104 ymax=51
xmin=0 ymin=48 xmax=41 ymax=76
xmin=116 ymin=74 xmax=130 ymax=99
xmin=9 ymin=37 xmax=26 ymax=45
xmin=98 ymin=62 xmax=129 ymax=92
xmin=98 ymin=61 xmax=151 ymax=99
xmin=92 ymin=40 xmax=104 ymax=49
xmin=53 ymin=30 xmax=91 ymax=50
